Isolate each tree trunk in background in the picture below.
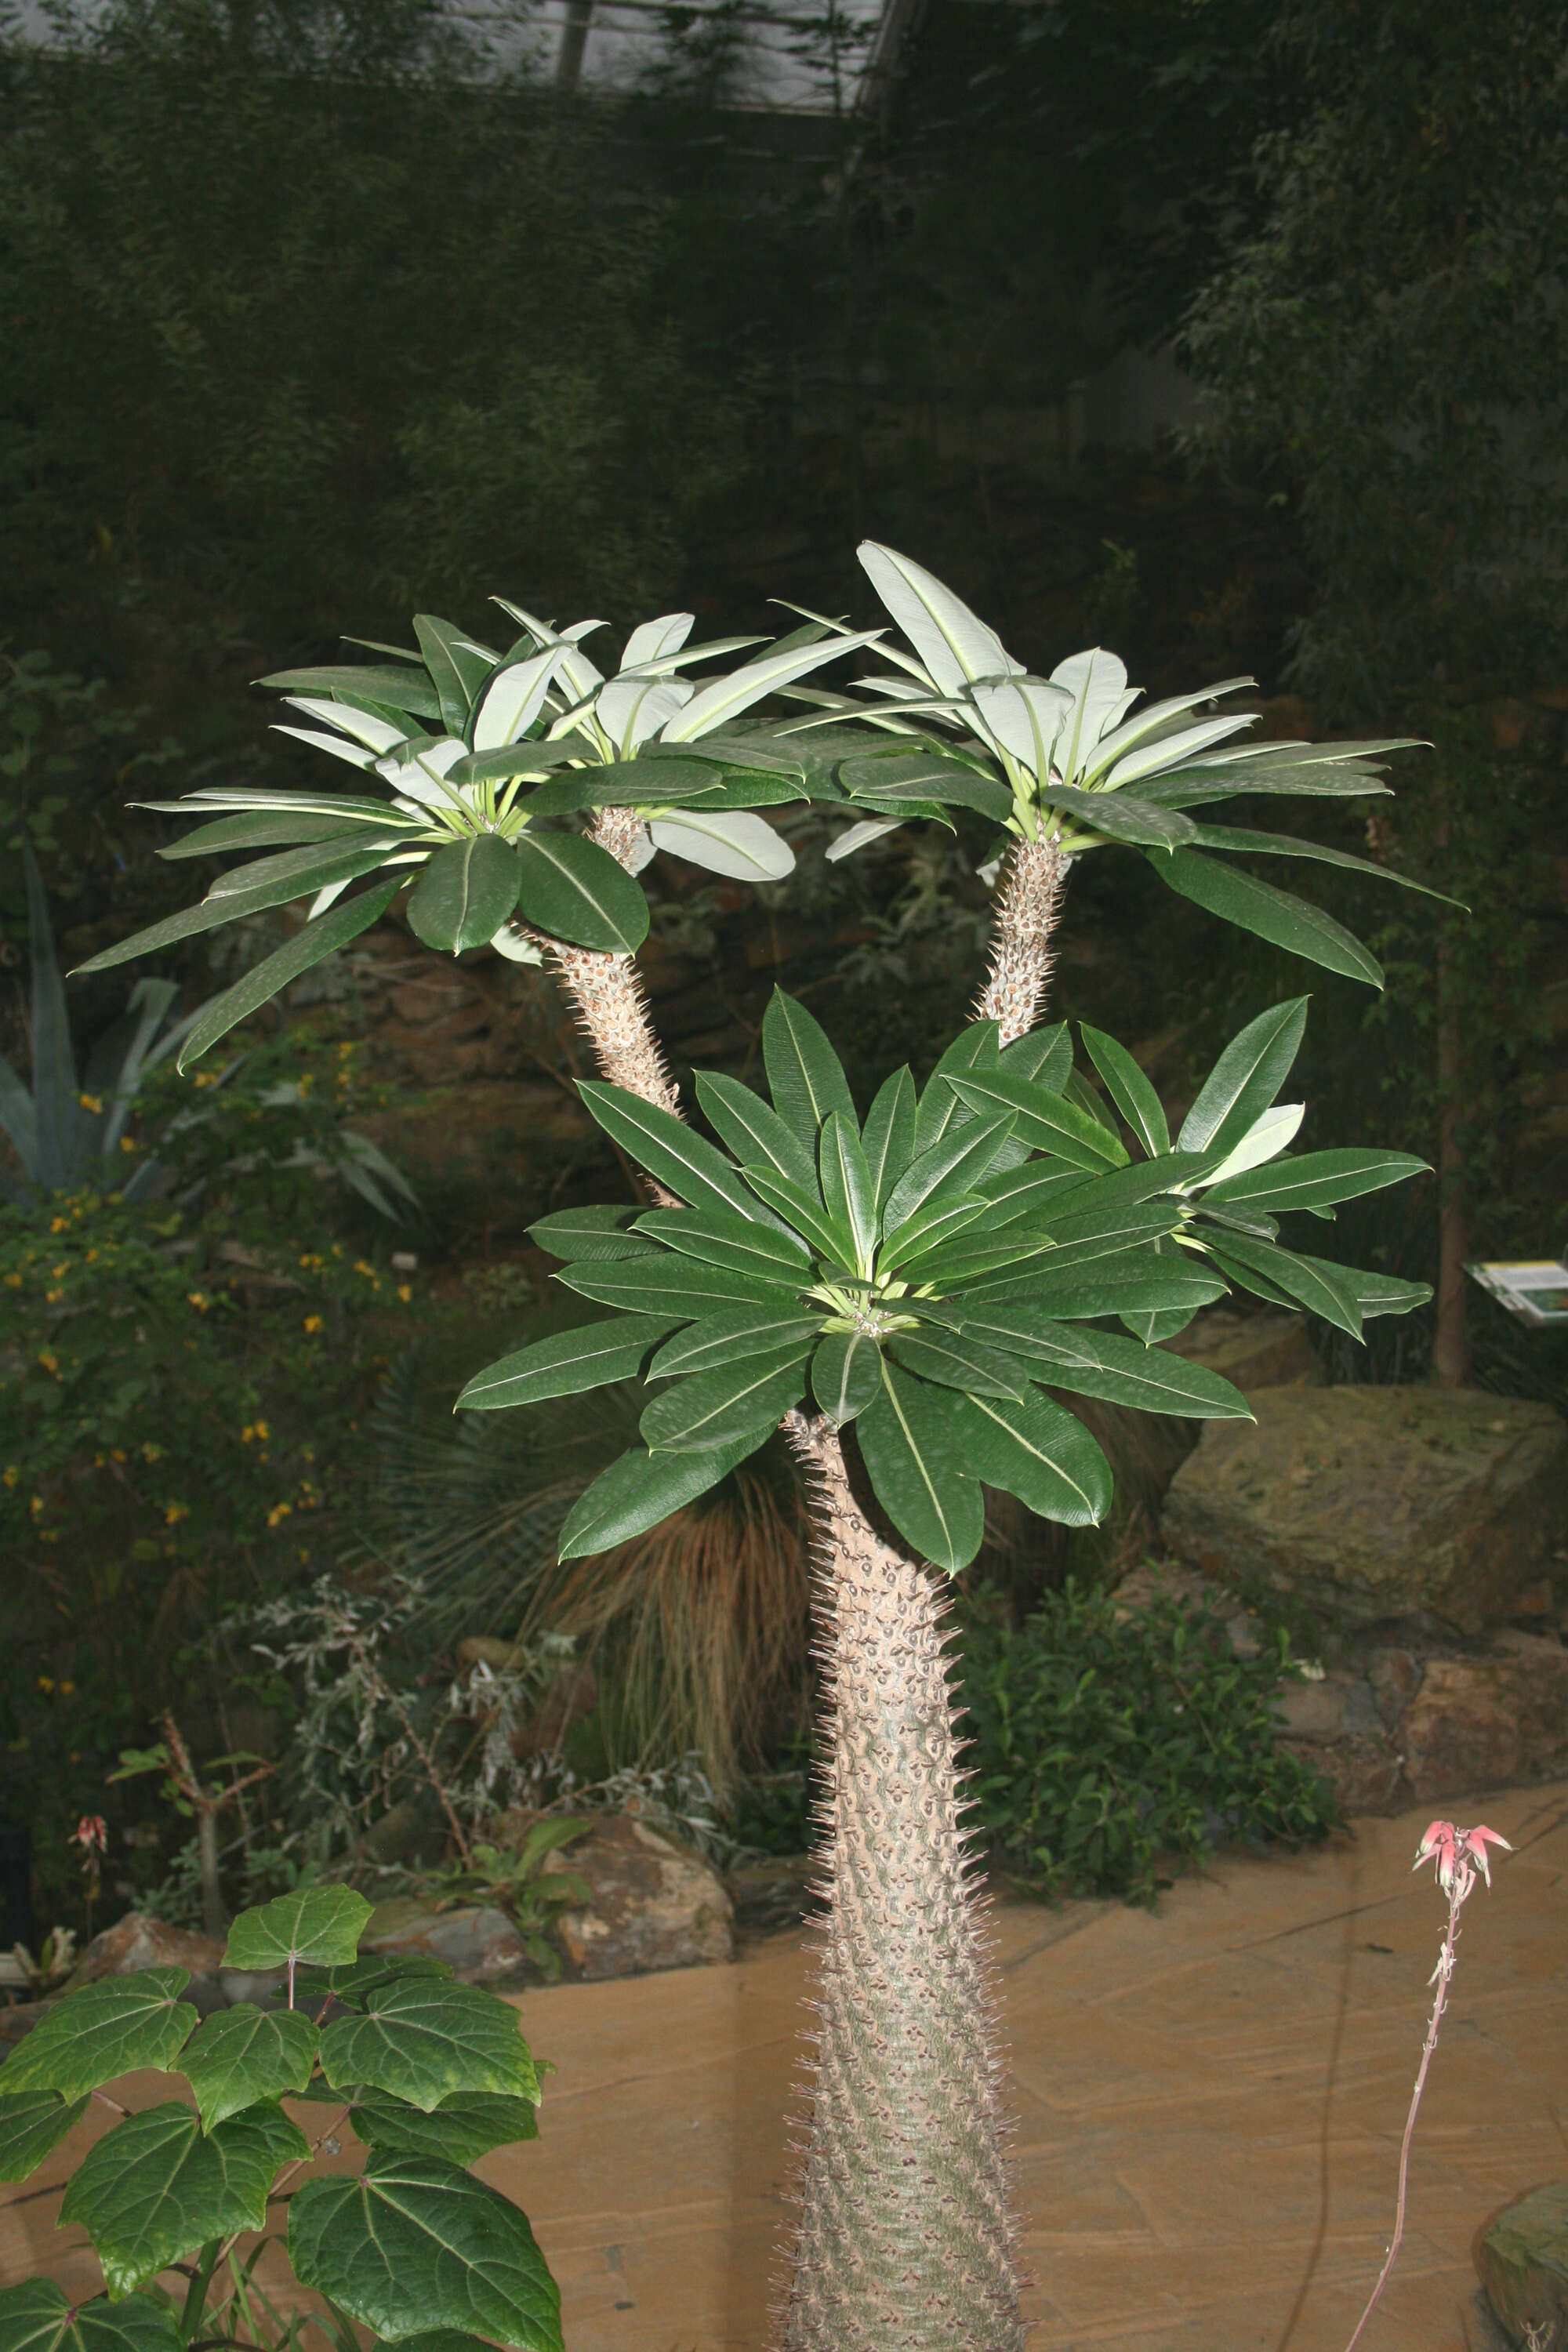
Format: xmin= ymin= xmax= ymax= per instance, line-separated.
xmin=973 ymin=838 xmax=1070 ymax=1041
xmin=775 ymin=1411 xmax=1024 ymax=2352
xmin=1432 ymin=922 xmax=1471 ymax=1386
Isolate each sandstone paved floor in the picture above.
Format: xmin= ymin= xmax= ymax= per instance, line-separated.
xmin=4 ymin=1780 xmax=1564 ymax=2352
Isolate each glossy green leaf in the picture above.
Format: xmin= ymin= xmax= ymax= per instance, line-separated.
xmin=412 ymin=615 xmax=490 ymax=735
xmin=647 ymin=808 xmax=795 ymax=881
xmin=176 ymin=877 xmax=404 ymax=1070
xmin=997 ymin=1022 xmax=1072 ymax=1091
xmin=1340 ymin=1266 xmax=1431 ymax=1318
xmin=319 ymin=1979 xmax=539 ymax=2114
xmin=1202 ymin=1232 xmax=1365 ymax=1338
xmin=858 ymin=1066 xmax=917 ymax=1207
xmin=948 ymin=1390 xmax=1112 ymax=1525
xmin=576 ymin=1083 xmax=771 ymax=1226
xmin=60 ymin=2101 xmax=307 ymax=2297
xmin=857 ymin=542 xmax=1018 ymax=695
xmin=558 ymin=1254 xmax=795 ymax=1318
xmin=763 ymin=988 xmax=856 ymax=1141
xmin=0 ymin=2091 xmax=89 ymax=2183
xmin=1178 ymin=1000 xmax=1309 ymax=1155
xmin=259 ymin=664 xmax=444 ymax=721
xmin=912 ymin=1023 xmax=1001 ymax=1156
xmin=856 ymin=1358 xmax=984 ymax=1571
xmin=405 ymin=837 xmax=522 ymax=956
xmin=159 ymin=811 xmax=389 ymax=860
xmin=971 ymin=1163 xmax=1090 ymax=1227
xmin=206 ymin=835 xmax=401 ymax=905
xmin=0 ymin=1973 xmax=198 ymax=2102
xmin=527 ymin=1203 xmax=651 ymax=1261
xmin=1037 ymin=782 xmax=1196 ymax=849
xmin=557 ymin=1435 xmax=760 ymax=1559
xmin=289 ymin=2154 xmax=561 ymax=2352
xmin=350 ymin=2089 xmax=539 ymax=2164
xmin=640 ymin=1346 xmax=811 ymax=1452
xmin=887 ymin=1330 xmax=1027 ymax=1399
xmin=960 ymin=1249 xmax=1228 ymax=1317
xmin=933 ymin=1307 xmax=1251 ymax=1418
xmin=911 ymin=1203 xmax=1179 ymax=1290
xmin=294 ymin=1956 xmax=454 ymax=2011
xmin=635 ymin=1207 xmax=812 ymax=1282
xmin=1203 ymin=1148 xmax=1428 ymax=1214
xmin=74 ymin=859 xmax=393 ymax=980
xmin=572 ymin=757 xmax=722 ymax=805
xmin=811 ymin=1330 xmax=884 ymax=1425
xmin=818 ymin=1112 xmax=878 ymax=1274
xmin=456 ymin=1316 xmax=677 ymax=1411
xmin=694 ymin=1072 xmax=820 ymax=1197
xmin=176 ymin=2005 xmax=319 ymax=2132
xmin=840 ymin=753 xmax=1011 ymax=821
xmin=736 ymin=1163 xmax=857 ymax=1269
xmin=223 ymin=1888 xmax=372 ymax=1976
xmin=647 ymin=1307 xmax=825 ymax=1381
xmin=946 ymin=1070 xmax=1128 ymax=1171
xmin=1078 ymin=1025 xmax=1170 ymax=1156
xmin=883 ymin=1114 xmax=1015 ymax=1233
xmin=0 ymin=2283 xmax=184 ymax=2352
xmin=513 ymin=833 xmax=648 ymax=954
xmin=1154 ymin=850 xmax=1383 ymax=987
xmin=1120 ymin=1303 xmax=1203 ymax=1345
xmin=1189 ymin=822 xmax=1461 ymax=905
xmin=877 ymin=1192 xmax=989 ymax=1271
xmin=996 ymin=1149 xmax=1218 ymax=1225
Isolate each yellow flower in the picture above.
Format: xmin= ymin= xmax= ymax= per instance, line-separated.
xmin=111 ymin=1448 xmax=126 ymax=1463
xmin=267 ymin=1501 xmax=293 ymax=1527
xmin=354 ymin=1260 xmax=376 ymax=1278
xmin=187 ymin=1291 xmax=211 ymax=1312
xmin=36 ymin=1675 xmax=54 ymax=1693
xmin=241 ymin=1425 xmax=255 ymax=1444
xmin=397 ymin=1283 xmax=412 ymax=1302
xmin=303 ymin=1315 xmax=325 ymax=1334
xmin=49 ymin=1216 xmax=67 ymax=1234
xmin=2 ymin=1467 xmax=17 ymax=1488
xmin=3 ymin=1273 xmax=19 ymax=1287
xmin=78 ymin=1092 xmax=103 ymax=1114
xmin=45 ymin=1288 xmax=63 ymax=1305
xmin=298 ymin=1547 xmax=311 ymax=1563
xmin=85 ymin=1248 xmax=97 ymax=1261
xmin=255 ymin=1420 xmax=270 ymax=1440
xmin=29 ymin=1496 xmax=44 ymax=1517
xmin=142 ymin=1442 xmax=163 ymax=1463
xmin=37 ymin=1352 xmax=57 ymax=1374
xmin=163 ymin=1503 xmax=189 ymax=1526
xmin=58 ymin=1681 xmax=74 ymax=1697
xmin=120 ymin=1136 xmax=137 ymax=1152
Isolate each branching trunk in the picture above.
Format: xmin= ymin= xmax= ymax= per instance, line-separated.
xmin=974 ymin=837 xmax=1070 ymax=1044
xmin=774 ymin=1411 xmax=1023 ymax=2352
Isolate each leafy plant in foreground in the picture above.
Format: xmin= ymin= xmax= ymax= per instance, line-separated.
xmin=957 ymin=1579 xmax=1338 ymax=1907
xmin=0 ymin=1884 xmax=561 ymax=2352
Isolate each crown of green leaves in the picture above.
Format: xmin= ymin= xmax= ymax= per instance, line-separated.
xmin=459 ymin=990 xmax=1428 ymax=1573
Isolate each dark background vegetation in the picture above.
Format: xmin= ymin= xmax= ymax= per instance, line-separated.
xmin=2 ymin=0 xmax=1564 ymax=1932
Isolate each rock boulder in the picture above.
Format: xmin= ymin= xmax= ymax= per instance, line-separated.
xmin=64 ymin=1915 xmax=228 ymax=2013
xmin=1160 ymin=1386 xmax=1568 ymax=1635
xmin=1476 ymin=2180 xmax=1568 ymax=2350
xmin=359 ymin=1899 xmax=537 ymax=1984
xmin=543 ymin=1814 xmax=733 ymax=1980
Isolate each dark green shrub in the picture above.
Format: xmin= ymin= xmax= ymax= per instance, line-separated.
xmin=958 ymin=1577 xmax=1339 ymax=1907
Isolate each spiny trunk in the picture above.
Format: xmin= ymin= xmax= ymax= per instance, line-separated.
xmin=974 ymin=837 xmax=1070 ymax=1044
xmin=774 ymin=1411 xmax=1023 ymax=2352
xmin=541 ymin=806 xmax=682 ymax=1117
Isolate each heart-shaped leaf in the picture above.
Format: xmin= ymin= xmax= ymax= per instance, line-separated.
xmin=318 ymin=1978 xmax=540 ymax=2114
xmin=176 ymin=2004 xmax=320 ymax=2132
xmin=60 ymin=2101 xmax=307 ymax=2297
xmin=223 ymin=1887 xmax=372 ymax=1977
xmin=0 ymin=2090 xmax=89 ymax=2183
xmin=406 ymin=837 xmax=523 ymax=955
xmin=289 ymin=2153 xmax=561 ymax=2352
xmin=0 ymin=2283 xmax=185 ymax=2352
xmin=0 ymin=1973 xmax=198 ymax=2102
xmin=350 ymin=2089 xmax=539 ymax=2165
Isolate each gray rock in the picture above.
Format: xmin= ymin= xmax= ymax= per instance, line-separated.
xmin=1364 ymin=1646 xmax=1423 ymax=1726
xmin=725 ymin=1855 xmax=818 ymax=1933
xmin=1272 ymin=1670 xmax=1379 ymax=1743
xmin=1160 ymin=1386 xmax=1568 ymax=1635
xmin=1275 ymin=1733 xmax=1407 ymax=1817
xmin=64 ymin=1914 xmax=228 ymax=2015
xmin=360 ymin=1900 xmax=537 ymax=1984
xmin=543 ymin=1814 xmax=733 ymax=1980
xmin=1476 ymin=2180 xmax=1568 ymax=2350
xmin=1399 ymin=1638 xmax=1568 ymax=1802
xmin=1163 ymin=1308 xmax=1316 ymax=1395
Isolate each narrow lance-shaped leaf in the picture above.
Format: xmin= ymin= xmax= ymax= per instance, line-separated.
xmin=819 ymin=1112 xmax=878 ymax=1275
xmin=1078 ymin=1024 xmax=1170 ymax=1156
xmin=640 ymin=1345 xmax=811 ymax=1453
xmin=1178 ymin=999 xmax=1309 ymax=1156
xmin=576 ymin=1082 xmax=781 ymax=1226
xmin=557 ymin=1433 xmax=762 ymax=1559
xmin=1153 ymin=849 xmax=1384 ymax=988
xmin=947 ymin=1389 xmax=1112 ymax=1526
xmin=811 ymin=1330 xmax=884 ymax=1425
xmin=855 ymin=1356 xmax=985 ymax=1573
xmin=176 ymin=878 xmax=405 ymax=1070
xmin=694 ymin=1071 xmax=821 ymax=1197
xmin=513 ymin=832 xmax=648 ymax=954
xmin=763 ymin=988 xmax=856 ymax=1141
xmin=859 ymin=1065 xmax=917 ymax=1207
xmin=456 ymin=1318 xmax=677 ymax=1411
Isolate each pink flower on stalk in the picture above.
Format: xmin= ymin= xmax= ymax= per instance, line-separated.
xmin=71 ymin=1815 xmax=107 ymax=1857
xmin=1414 ymin=1819 xmax=1512 ymax=1897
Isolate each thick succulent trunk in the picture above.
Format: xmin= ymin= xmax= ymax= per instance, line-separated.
xmin=974 ymin=836 xmax=1071 ymax=1044
xmin=536 ymin=806 xmax=684 ymax=1130
xmin=774 ymin=1411 xmax=1024 ymax=2352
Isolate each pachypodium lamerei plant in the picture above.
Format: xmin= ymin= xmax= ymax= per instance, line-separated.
xmin=69 ymin=546 xmax=1444 ymax=2352
xmin=0 ymin=1886 xmax=561 ymax=2352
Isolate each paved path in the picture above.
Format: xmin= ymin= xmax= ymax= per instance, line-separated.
xmin=5 ymin=1781 xmax=1563 ymax=2351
